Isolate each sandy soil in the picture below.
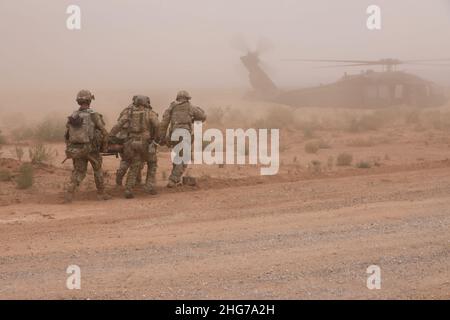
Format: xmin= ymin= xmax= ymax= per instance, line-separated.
xmin=0 ymin=100 xmax=449 ymax=300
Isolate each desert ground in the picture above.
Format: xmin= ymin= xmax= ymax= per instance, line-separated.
xmin=0 ymin=91 xmax=449 ymax=299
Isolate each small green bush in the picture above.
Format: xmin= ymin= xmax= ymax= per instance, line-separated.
xmin=356 ymin=161 xmax=372 ymax=169
xmin=207 ymin=106 xmax=227 ymax=126
xmin=15 ymin=145 xmax=24 ymax=161
xmin=29 ymin=143 xmax=56 ymax=164
xmin=305 ymin=141 xmax=319 ymax=154
xmin=336 ymin=152 xmax=353 ymax=166
xmin=10 ymin=116 xmax=66 ymax=142
xmin=308 ymin=160 xmax=322 ymax=173
xmin=11 ymin=126 xmax=34 ymax=141
xmin=34 ymin=117 xmax=66 ymax=142
xmin=16 ymin=163 xmax=33 ymax=189
xmin=346 ymin=112 xmax=385 ymax=132
xmin=346 ymin=137 xmax=375 ymax=147
xmin=305 ymin=139 xmax=331 ymax=154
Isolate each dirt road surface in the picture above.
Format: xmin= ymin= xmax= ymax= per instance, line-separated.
xmin=1 ymin=160 xmax=449 ymax=299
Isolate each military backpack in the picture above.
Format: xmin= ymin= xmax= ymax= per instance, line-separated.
xmin=67 ymin=109 xmax=95 ymax=144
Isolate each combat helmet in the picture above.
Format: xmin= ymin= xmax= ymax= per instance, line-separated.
xmin=176 ymin=90 xmax=191 ymax=102
xmin=133 ymin=95 xmax=151 ymax=108
xmin=76 ymin=89 xmax=95 ymax=105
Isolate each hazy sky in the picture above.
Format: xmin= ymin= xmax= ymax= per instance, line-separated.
xmin=1 ymin=0 xmax=449 ymax=92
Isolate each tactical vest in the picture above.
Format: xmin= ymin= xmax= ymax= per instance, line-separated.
xmin=170 ymin=102 xmax=193 ymax=131
xmin=68 ymin=110 xmax=95 ymax=144
xmin=128 ymin=107 xmax=146 ymax=134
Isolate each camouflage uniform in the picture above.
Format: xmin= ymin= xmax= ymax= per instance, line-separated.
xmin=114 ymin=102 xmax=144 ymax=186
xmin=64 ymin=90 xmax=110 ymax=203
xmin=110 ymin=95 xmax=159 ymax=198
xmin=159 ymin=90 xmax=206 ymax=187
xmin=116 ymin=156 xmax=143 ymax=186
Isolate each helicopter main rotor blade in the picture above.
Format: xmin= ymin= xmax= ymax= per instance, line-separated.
xmin=315 ymin=63 xmax=379 ymax=68
xmin=282 ymin=59 xmax=378 ymax=64
xmin=403 ymin=59 xmax=450 ymax=63
xmin=406 ymin=62 xmax=450 ymax=67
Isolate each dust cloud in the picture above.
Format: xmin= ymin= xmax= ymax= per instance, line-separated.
xmin=0 ymin=0 xmax=449 ymax=119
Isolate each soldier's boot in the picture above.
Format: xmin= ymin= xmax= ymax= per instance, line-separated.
xmin=124 ymin=189 xmax=134 ymax=199
xmin=115 ymin=169 xmax=125 ymax=186
xmin=63 ymin=184 xmax=76 ymax=204
xmin=182 ymin=176 xmax=197 ymax=186
xmin=124 ymin=159 xmax=141 ymax=198
xmin=136 ymin=170 xmax=143 ymax=185
xmin=144 ymin=183 xmax=157 ymax=195
xmin=167 ymin=163 xmax=185 ymax=188
xmin=167 ymin=179 xmax=180 ymax=188
xmin=144 ymin=162 xmax=157 ymax=194
xmin=97 ymin=190 xmax=112 ymax=201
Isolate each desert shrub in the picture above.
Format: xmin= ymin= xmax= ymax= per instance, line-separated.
xmin=405 ymin=109 xmax=421 ymax=125
xmin=34 ymin=117 xmax=66 ymax=142
xmin=0 ymin=169 xmax=12 ymax=181
xmin=296 ymin=118 xmax=322 ymax=137
xmin=14 ymin=145 xmax=24 ymax=161
xmin=345 ymin=110 xmax=396 ymax=133
xmin=29 ymin=143 xmax=56 ymax=164
xmin=207 ymin=106 xmax=227 ymax=126
xmin=253 ymin=106 xmax=296 ymax=129
xmin=10 ymin=116 xmax=66 ymax=142
xmin=357 ymin=114 xmax=383 ymax=131
xmin=336 ymin=152 xmax=353 ymax=166
xmin=304 ymin=139 xmax=331 ymax=154
xmin=308 ymin=160 xmax=322 ymax=173
xmin=356 ymin=161 xmax=372 ymax=169
xmin=421 ymin=111 xmax=450 ymax=130
xmin=346 ymin=137 xmax=375 ymax=147
xmin=305 ymin=141 xmax=320 ymax=154
xmin=11 ymin=126 xmax=34 ymax=141
xmin=16 ymin=163 xmax=33 ymax=189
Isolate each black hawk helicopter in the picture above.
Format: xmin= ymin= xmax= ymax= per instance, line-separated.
xmin=239 ymin=48 xmax=449 ymax=108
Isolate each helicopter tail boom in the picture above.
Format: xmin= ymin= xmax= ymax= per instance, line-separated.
xmin=240 ymin=52 xmax=278 ymax=97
